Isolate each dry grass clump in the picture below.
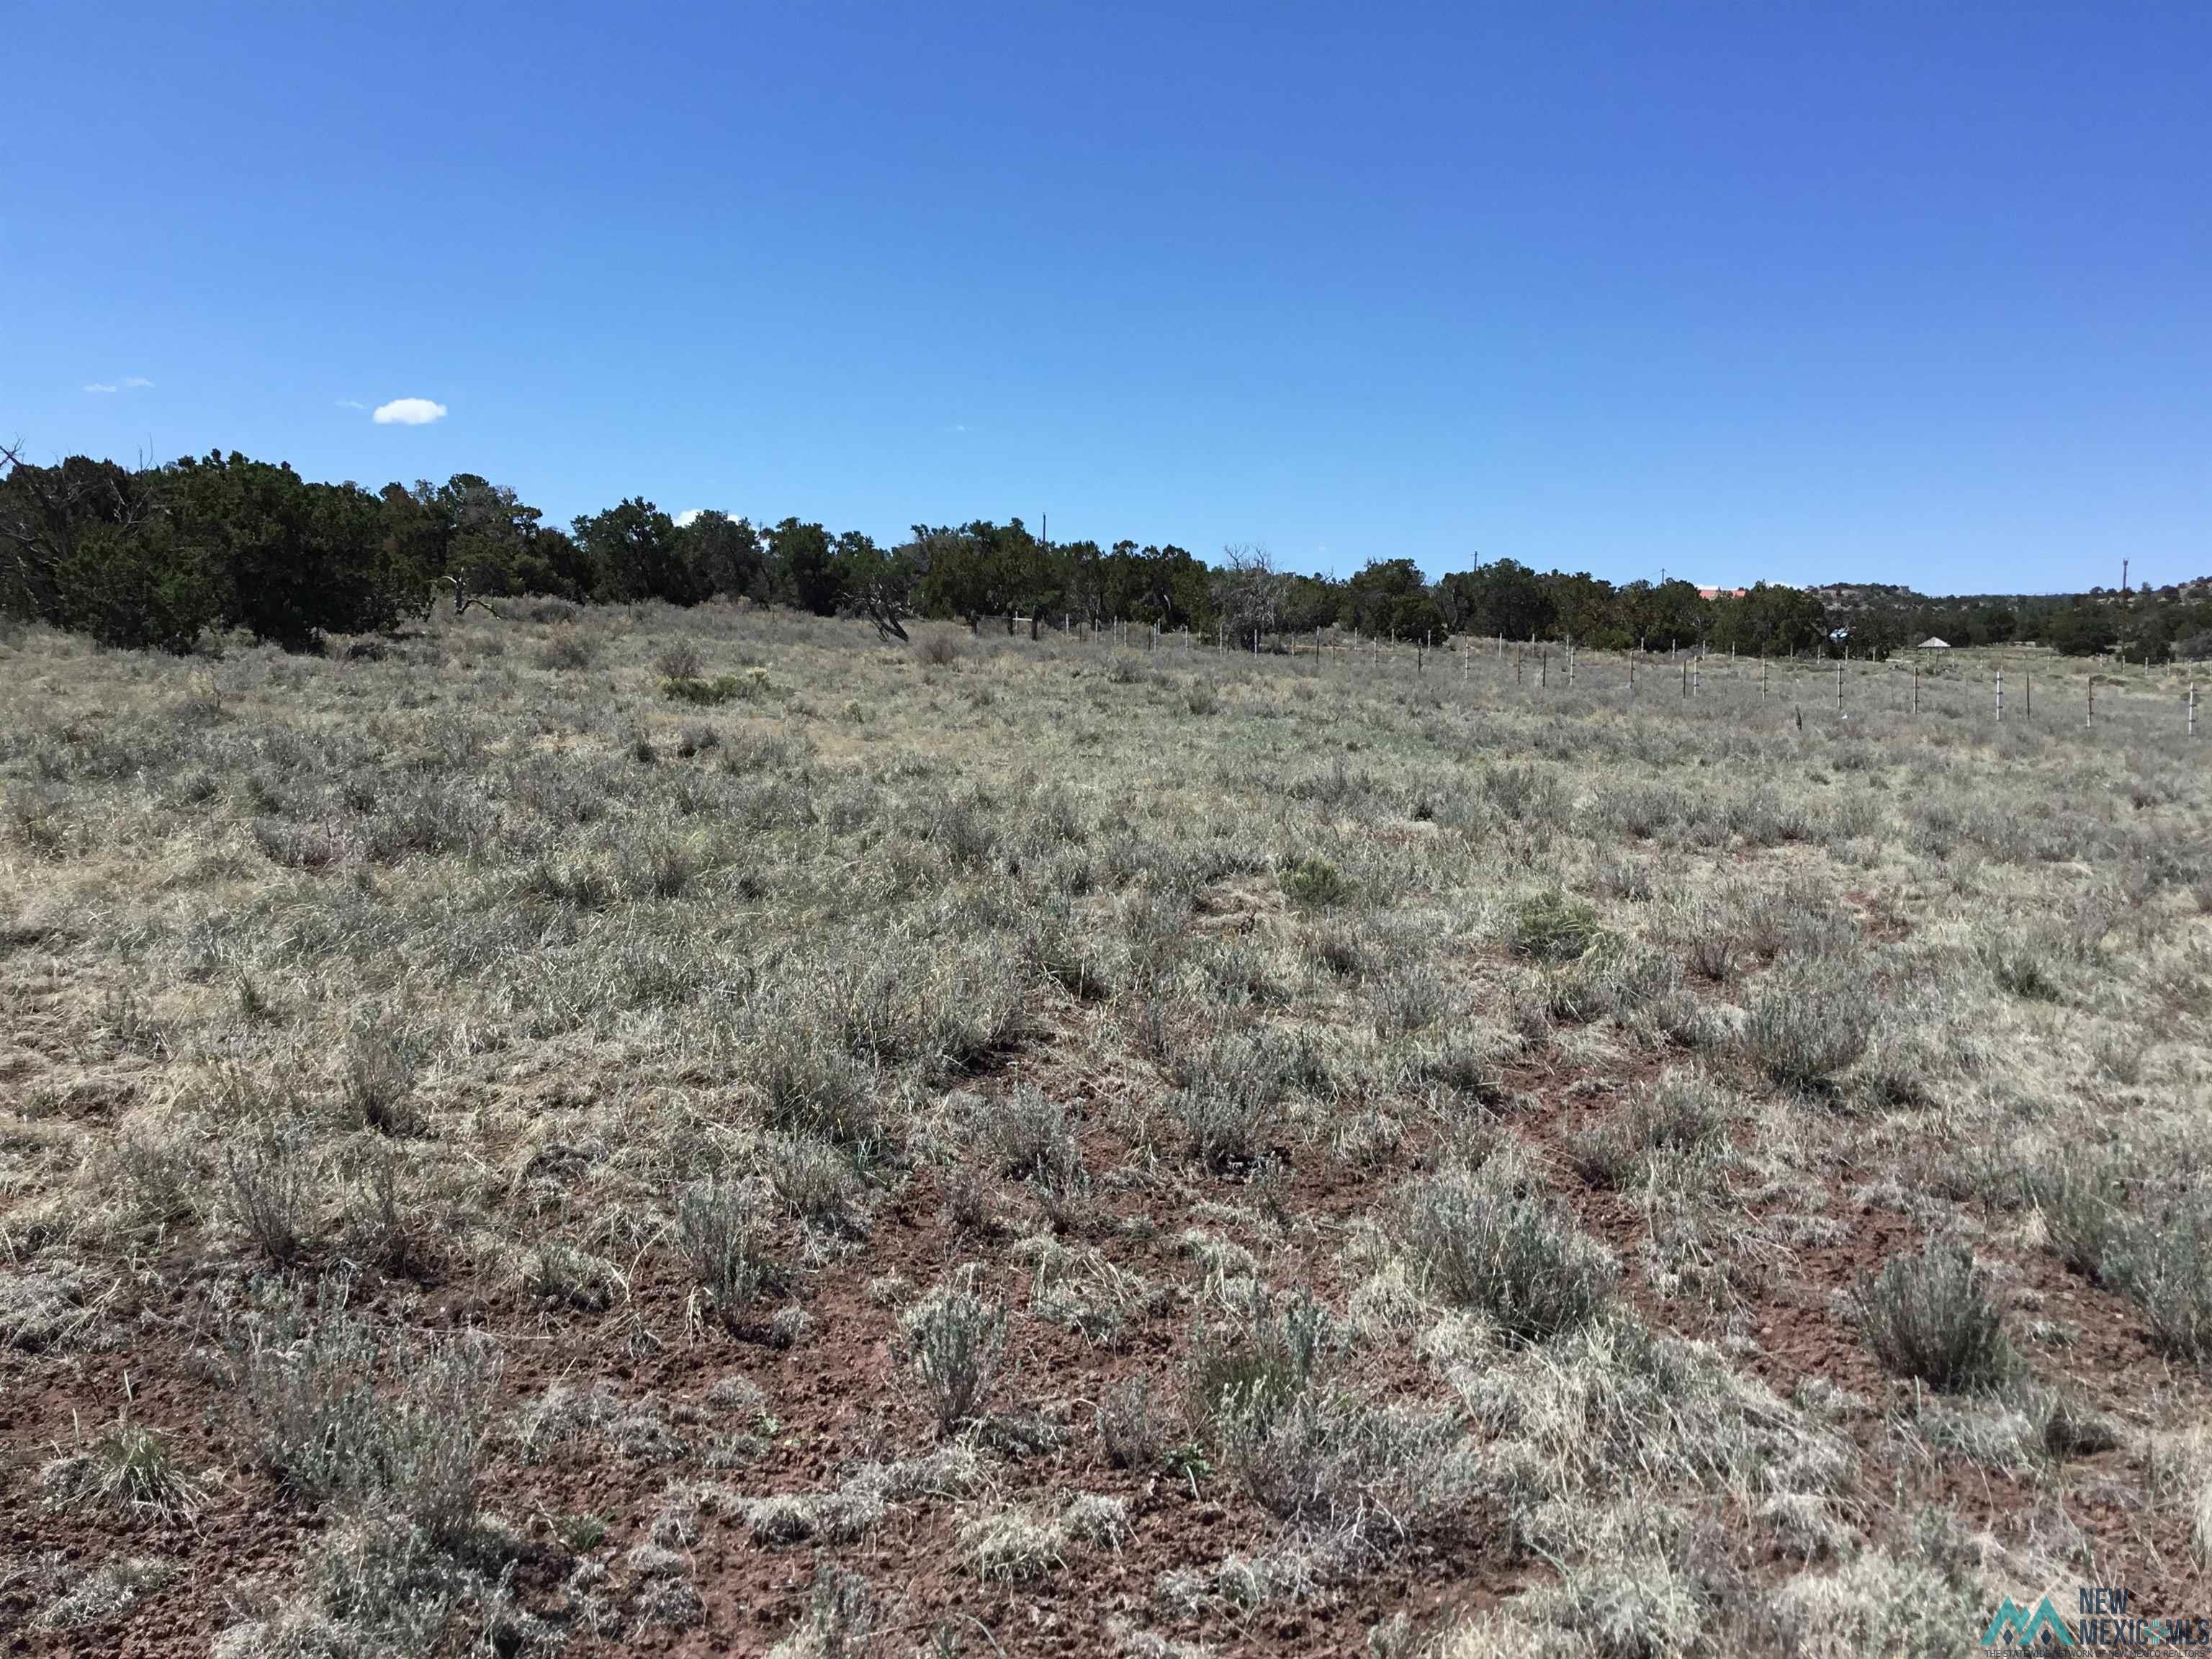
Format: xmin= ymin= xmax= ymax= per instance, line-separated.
xmin=40 ymin=1418 xmax=207 ymax=1520
xmin=1570 ymin=1071 xmax=1730 ymax=1190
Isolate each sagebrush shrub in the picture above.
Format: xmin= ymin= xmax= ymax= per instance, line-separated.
xmin=535 ymin=631 xmax=598 ymax=670
xmin=914 ymin=634 xmax=963 ymax=667
xmin=1740 ymin=963 xmax=1874 ymax=1088
xmin=654 ymin=641 xmax=703 ymax=680
xmin=237 ymin=1300 xmax=499 ymax=1546
xmin=1403 ymin=1159 xmax=1615 ymax=1342
xmin=677 ymin=1179 xmax=788 ymax=1331
xmin=1859 ymin=1237 xmax=2013 ymax=1392
xmin=225 ymin=1138 xmax=317 ymax=1264
xmin=902 ymin=1268 xmax=1007 ymax=1434
xmin=1096 ymin=1374 xmax=1163 ymax=1470
xmin=978 ymin=1087 xmax=1087 ymax=1195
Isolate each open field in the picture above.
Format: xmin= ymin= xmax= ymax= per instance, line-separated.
xmin=2 ymin=602 xmax=2209 ymax=1657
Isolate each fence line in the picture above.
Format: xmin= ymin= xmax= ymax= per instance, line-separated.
xmin=1035 ymin=621 xmax=2201 ymax=741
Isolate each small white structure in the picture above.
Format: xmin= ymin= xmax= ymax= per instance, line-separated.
xmin=1917 ymin=636 xmax=1951 ymax=649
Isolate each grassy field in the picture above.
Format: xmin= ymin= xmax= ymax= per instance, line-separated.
xmin=2 ymin=601 xmax=2208 ymax=1657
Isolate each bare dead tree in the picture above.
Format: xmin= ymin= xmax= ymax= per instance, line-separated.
xmin=1212 ymin=543 xmax=1287 ymax=647
xmin=435 ymin=572 xmax=502 ymax=621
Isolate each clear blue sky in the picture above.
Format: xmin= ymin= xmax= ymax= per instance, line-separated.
xmin=7 ymin=2 xmax=2206 ymax=594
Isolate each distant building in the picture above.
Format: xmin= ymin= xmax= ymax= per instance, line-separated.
xmin=1696 ymin=585 xmax=1749 ymax=601
xmin=1917 ymin=636 xmax=1951 ymax=649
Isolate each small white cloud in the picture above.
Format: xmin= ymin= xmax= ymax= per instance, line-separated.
xmin=372 ymin=397 xmax=448 ymax=426
xmin=122 ymin=377 xmax=154 ymax=390
xmin=674 ymin=508 xmax=703 ymax=528
xmin=335 ymin=398 xmax=367 ymax=410
xmin=85 ymin=382 xmax=117 ymax=393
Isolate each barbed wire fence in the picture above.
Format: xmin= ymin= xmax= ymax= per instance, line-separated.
xmin=1037 ymin=616 xmax=2202 ymax=747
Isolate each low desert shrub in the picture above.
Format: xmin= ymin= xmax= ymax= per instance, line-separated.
xmin=1280 ymin=856 xmax=1349 ymax=910
xmin=1096 ymin=1374 xmax=1164 ymax=1470
xmin=535 ymin=631 xmax=598 ymax=670
xmin=1511 ymin=891 xmax=1601 ymax=962
xmin=654 ymin=641 xmax=703 ymax=680
xmin=914 ymin=634 xmax=963 ymax=667
xmin=902 ymin=1268 xmax=1007 ymax=1434
xmin=1403 ymin=1158 xmax=1615 ymax=1342
xmin=976 ymin=1087 xmax=1087 ymax=1195
xmin=225 ymin=1138 xmax=318 ymax=1264
xmin=676 ymin=1179 xmax=789 ymax=1331
xmin=1860 ymin=1238 xmax=2013 ymax=1392
xmin=236 ymin=1300 xmax=499 ymax=1546
xmin=1740 ymin=962 xmax=1875 ymax=1089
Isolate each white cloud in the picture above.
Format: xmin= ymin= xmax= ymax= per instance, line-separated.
xmin=122 ymin=377 xmax=153 ymax=389
xmin=84 ymin=382 xmax=117 ymax=393
xmin=675 ymin=511 xmax=746 ymax=528
xmin=372 ymin=397 xmax=448 ymax=426
xmin=335 ymin=398 xmax=367 ymax=410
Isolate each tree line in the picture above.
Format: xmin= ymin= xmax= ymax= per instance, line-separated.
xmin=3 ymin=446 xmax=2206 ymax=660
